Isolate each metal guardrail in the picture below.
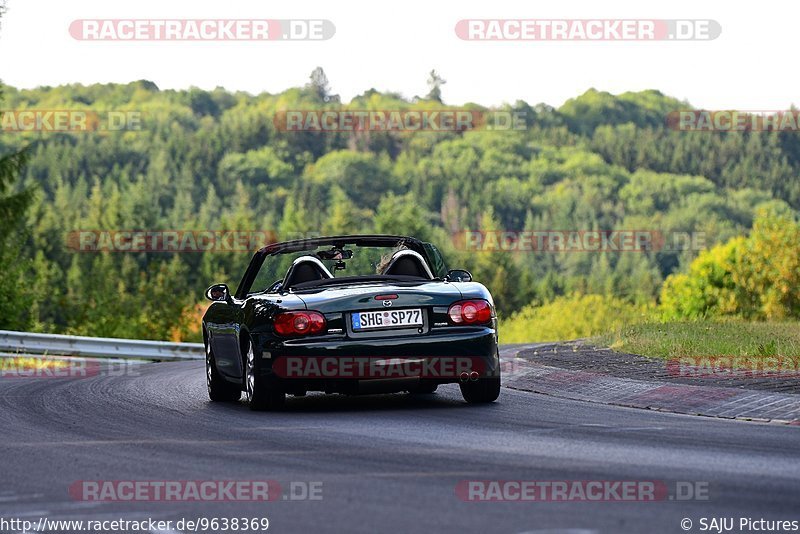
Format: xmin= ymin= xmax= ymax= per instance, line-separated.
xmin=0 ymin=330 xmax=204 ymax=361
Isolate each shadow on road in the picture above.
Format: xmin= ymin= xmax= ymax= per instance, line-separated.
xmin=205 ymin=387 xmax=504 ymax=414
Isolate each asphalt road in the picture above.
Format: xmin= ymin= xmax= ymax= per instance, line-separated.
xmin=1 ymin=347 xmax=799 ymax=534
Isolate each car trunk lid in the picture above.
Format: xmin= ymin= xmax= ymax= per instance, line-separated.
xmin=293 ymin=281 xmax=462 ymax=337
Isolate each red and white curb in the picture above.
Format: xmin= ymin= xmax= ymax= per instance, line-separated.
xmin=500 ymin=346 xmax=800 ymax=425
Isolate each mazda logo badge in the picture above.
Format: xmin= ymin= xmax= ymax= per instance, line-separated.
xmin=383 ymin=300 xmax=392 ymax=308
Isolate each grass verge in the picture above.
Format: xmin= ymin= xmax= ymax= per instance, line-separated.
xmin=594 ymin=321 xmax=800 ymax=360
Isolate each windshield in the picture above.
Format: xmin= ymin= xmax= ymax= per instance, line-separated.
xmin=249 ymin=243 xmax=431 ymax=294
xmin=422 ymin=242 xmax=448 ymax=278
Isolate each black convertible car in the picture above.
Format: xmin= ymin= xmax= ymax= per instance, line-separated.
xmin=203 ymin=235 xmax=500 ymax=410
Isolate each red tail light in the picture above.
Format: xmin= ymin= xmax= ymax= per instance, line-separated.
xmin=274 ymin=311 xmax=326 ymax=336
xmin=447 ymin=299 xmax=492 ymax=325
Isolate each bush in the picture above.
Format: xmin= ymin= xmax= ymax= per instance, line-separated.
xmin=499 ymin=294 xmax=653 ymax=343
xmin=660 ymin=212 xmax=800 ymax=320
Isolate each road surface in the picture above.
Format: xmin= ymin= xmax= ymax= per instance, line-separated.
xmin=0 ymin=347 xmax=798 ymax=534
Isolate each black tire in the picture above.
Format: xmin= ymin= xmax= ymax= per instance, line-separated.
xmin=244 ymin=340 xmax=285 ymax=411
xmin=206 ymin=343 xmax=241 ymax=402
xmin=460 ymin=376 xmax=501 ymax=403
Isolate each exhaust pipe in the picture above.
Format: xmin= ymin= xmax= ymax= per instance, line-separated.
xmin=459 ymin=372 xmax=470 ymax=383
xmin=469 ymin=371 xmax=479 ymax=382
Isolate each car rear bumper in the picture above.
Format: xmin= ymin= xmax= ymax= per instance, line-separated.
xmin=254 ymin=327 xmax=500 ymax=394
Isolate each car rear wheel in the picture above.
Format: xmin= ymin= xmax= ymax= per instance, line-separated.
xmin=206 ymin=343 xmax=241 ymax=402
xmin=460 ymin=375 xmax=500 ymax=403
xmin=244 ymin=341 xmax=285 ymax=411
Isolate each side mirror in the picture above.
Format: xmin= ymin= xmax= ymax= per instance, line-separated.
xmin=445 ymin=269 xmax=472 ymax=283
xmin=205 ymin=283 xmax=230 ymax=302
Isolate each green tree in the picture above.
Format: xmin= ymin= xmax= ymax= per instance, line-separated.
xmin=0 ymin=147 xmax=35 ymax=329
xmin=425 ymin=70 xmax=446 ymax=103
xmin=660 ymin=212 xmax=800 ymax=320
xmin=0 ymin=14 xmax=36 ymax=328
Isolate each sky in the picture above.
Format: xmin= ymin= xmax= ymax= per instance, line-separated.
xmin=0 ymin=0 xmax=794 ymax=110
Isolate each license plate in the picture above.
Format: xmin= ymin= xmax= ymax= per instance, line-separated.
xmin=351 ymin=308 xmax=423 ymax=330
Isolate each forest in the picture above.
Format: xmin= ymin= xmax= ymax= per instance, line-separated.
xmin=1 ymin=70 xmax=798 ymax=341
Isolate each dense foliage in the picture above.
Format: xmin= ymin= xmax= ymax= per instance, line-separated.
xmin=660 ymin=211 xmax=800 ymax=320
xmin=1 ymin=76 xmax=798 ymax=340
